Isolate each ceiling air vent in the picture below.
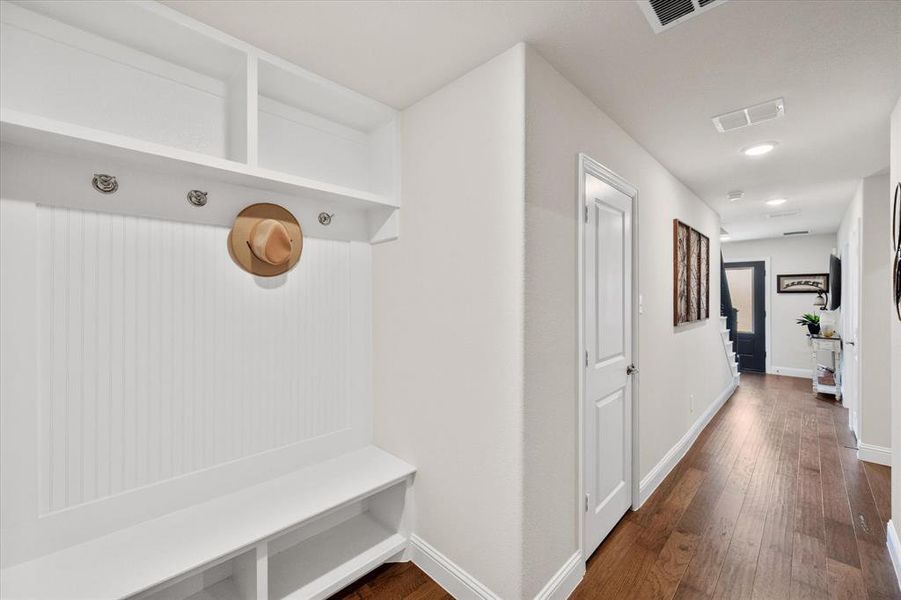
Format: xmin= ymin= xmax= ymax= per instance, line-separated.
xmin=783 ymin=230 xmax=810 ymax=236
xmin=766 ymin=210 xmax=800 ymax=219
xmin=712 ymin=98 xmax=785 ymax=133
xmin=638 ymin=0 xmax=729 ymax=33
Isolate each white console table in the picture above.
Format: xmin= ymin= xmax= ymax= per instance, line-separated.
xmin=809 ymin=335 xmax=842 ymax=399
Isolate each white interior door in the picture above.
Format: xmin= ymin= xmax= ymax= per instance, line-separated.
xmin=842 ymin=222 xmax=861 ymax=438
xmin=582 ymin=165 xmax=633 ymax=558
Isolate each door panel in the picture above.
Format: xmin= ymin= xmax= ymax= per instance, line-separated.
xmin=583 ymin=166 xmax=633 ymax=558
xmin=594 ymin=390 xmax=625 ymax=505
xmin=725 ymin=261 xmax=766 ymax=372
xmin=593 ymin=202 xmax=625 ymax=364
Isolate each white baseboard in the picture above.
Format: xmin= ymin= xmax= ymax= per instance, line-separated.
xmin=887 ymin=521 xmax=901 ymax=591
xmin=767 ymin=365 xmax=813 ymax=379
xmin=533 ymin=551 xmax=584 ymax=600
xmin=410 ymin=535 xmax=584 ymax=600
xmin=858 ymin=442 xmax=892 ymax=466
xmin=636 ymin=377 xmax=738 ymax=508
xmin=409 ymin=534 xmax=501 ymax=600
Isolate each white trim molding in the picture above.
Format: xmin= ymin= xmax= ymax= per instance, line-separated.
xmin=409 ymin=536 xmax=584 ymax=600
xmin=887 ymin=520 xmax=901 ymax=591
xmin=767 ymin=366 xmax=814 ymax=379
xmin=858 ymin=442 xmax=892 ymax=467
xmin=637 ymin=377 xmax=738 ymax=508
xmin=409 ymin=534 xmax=501 ymax=600
xmin=533 ymin=551 xmax=584 ymax=600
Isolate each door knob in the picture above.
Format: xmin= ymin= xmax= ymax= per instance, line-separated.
xmin=627 ymin=364 xmax=639 ymax=375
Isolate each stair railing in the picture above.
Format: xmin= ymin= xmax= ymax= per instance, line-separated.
xmin=720 ymin=252 xmax=737 ymax=350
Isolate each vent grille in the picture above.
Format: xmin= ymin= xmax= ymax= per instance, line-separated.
xmin=712 ymin=98 xmax=784 ymax=133
xmin=766 ymin=210 xmax=800 ymax=219
xmin=783 ymin=230 xmax=810 ymax=236
xmin=638 ymin=0 xmax=729 ymax=33
xmin=649 ymin=0 xmax=693 ymax=26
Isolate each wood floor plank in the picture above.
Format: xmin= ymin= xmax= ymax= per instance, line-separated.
xmin=825 ymin=558 xmax=868 ymax=600
xmin=631 ymin=530 xmax=701 ymax=600
xmin=856 ymin=539 xmax=901 ymax=600
xmin=790 ymin=532 xmax=829 ymax=599
xmin=330 ymin=562 xmax=444 ymax=600
xmin=573 ymin=520 xmax=648 ymax=599
xmin=838 ymin=445 xmax=885 ymax=545
xmin=826 ymin=400 xmax=857 ymax=449
xmin=816 ymin=406 xmax=861 ymax=569
xmin=712 ymin=406 xmax=788 ymax=599
xmin=864 ymin=461 xmax=892 ymax=524
xmin=675 ymin=394 xmax=778 ymax=597
xmin=638 ymin=467 xmax=706 ymax=552
xmin=751 ymin=548 xmax=793 ymax=600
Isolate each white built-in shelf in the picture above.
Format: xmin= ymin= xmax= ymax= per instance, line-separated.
xmin=185 ymin=579 xmax=246 ymax=600
xmin=269 ymin=514 xmax=406 ymax=600
xmin=0 ymin=446 xmax=415 ymax=600
xmin=0 ymin=110 xmax=398 ymax=211
xmin=0 ymin=0 xmax=400 ymax=243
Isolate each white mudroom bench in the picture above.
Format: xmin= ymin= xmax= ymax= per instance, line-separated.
xmin=0 ymin=447 xmax=415 ymax=600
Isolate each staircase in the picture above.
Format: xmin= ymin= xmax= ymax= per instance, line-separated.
xmin=720 ymin=315 xmax=740 ymax=383
xmin=719 ymin=251 xmax=740 ymax=385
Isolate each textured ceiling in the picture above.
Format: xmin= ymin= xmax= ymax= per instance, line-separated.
xmin=164 ymin=0 xmax=901 ymax=240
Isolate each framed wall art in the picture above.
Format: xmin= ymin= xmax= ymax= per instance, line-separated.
xmin=776 ymin=273 xmax=829 ymax=293
xmin=673 ymin=219 xmax=710 ymax=326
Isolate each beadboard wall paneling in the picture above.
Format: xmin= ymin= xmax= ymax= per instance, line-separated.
xmin=0 ymin=199 xmax=372 ymax=567
xmin=37 ymin=206 xmax=353 ymax=513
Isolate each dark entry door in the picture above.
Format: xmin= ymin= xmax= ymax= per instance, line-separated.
xmin=724 ymin=261 xmax=766 ymax=372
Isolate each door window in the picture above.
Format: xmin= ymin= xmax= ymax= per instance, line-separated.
xmin=726 ymin=267 xmax=755 ymax=333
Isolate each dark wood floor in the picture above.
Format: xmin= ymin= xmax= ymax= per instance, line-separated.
xmin=330 ymin=374 xmax=897 ymax=599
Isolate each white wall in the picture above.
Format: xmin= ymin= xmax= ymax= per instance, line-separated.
xmin=0 ymin=200 xmax=372 ymax=567
xmin=374 ymin=43 xmax=738 ymax=599
xmin=838 ymin=173 xmax=893 ymax=455
xmin=372 ymin=45 xmax=526 ymax=599
xmin=722 ymin=234 xmax=837 ymax=376
xmin=521 ymin=47 xmax=734 ymax=597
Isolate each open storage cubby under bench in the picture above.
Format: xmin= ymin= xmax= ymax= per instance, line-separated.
xmin=0 ymin=447 xmax=415 ymax=600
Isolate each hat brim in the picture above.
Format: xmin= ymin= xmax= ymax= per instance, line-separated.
xmin=229 ymin=203 xmax=303 ymax=277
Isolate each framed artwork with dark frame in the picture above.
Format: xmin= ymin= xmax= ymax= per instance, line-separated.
xmin=673 ymin=219 xmax=710 ymax=326
xmin=776 ymin=273 xmax=829 ymax=294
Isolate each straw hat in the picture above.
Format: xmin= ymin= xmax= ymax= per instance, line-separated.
xmin=228 ymin=203 xmax=303 ymax=277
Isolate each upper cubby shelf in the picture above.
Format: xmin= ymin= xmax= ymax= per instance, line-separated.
xmin=0 ymin=0 xmax=400 ymax=243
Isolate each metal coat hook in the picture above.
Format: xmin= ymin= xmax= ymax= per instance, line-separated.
xmin=92 ymin=174 xmax=118 ymax=194
xmin=318 ymin=212 xmax=334 ymax=226
xmin=187 ymin=190 xmax=208 ymax=207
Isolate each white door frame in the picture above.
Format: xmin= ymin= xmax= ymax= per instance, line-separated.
xmin=722 ymin=256 xmax=772 ymax=374
xmin=842 ymin=221 xmax=862 ymax=439
xmin=577 ymin=154 xmax=640 ymax=561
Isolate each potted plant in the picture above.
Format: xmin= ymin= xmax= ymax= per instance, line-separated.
xmin=796 ymin=312 xmax=821 ymax=335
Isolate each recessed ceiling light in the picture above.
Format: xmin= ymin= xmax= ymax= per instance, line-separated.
xmin=720 ymin=235 xmax=731 ymax=241
xmin=766 ymin=198 xmax=787 ymax=206
xmin=742 ymin=142 xmax=777 ymax=157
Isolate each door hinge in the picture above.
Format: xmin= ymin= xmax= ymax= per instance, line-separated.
xmin=585 ymin=350 xmax=589 ymax=367
xmin=584 ymin=205 xmax=589 ymax=223
xmin=585 ymin=493 xmax=590 ymax=512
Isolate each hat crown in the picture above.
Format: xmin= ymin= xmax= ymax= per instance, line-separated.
xmin=249 ymin=218 xmax=292 ymax=266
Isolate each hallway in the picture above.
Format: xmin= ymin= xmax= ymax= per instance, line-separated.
xmin=331 ymin=374 xmax=896 ymax=599
xmin=572 ymin=373 xmax=896 ymax=599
